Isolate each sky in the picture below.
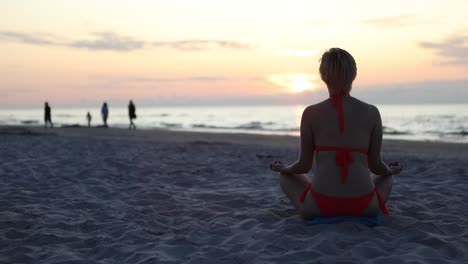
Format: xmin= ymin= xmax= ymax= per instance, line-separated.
xmin=1 ymin=0 xmax=467 ymax=107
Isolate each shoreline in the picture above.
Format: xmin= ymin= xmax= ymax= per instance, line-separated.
xmin=1 ymin=125 xmax=467 ymax=160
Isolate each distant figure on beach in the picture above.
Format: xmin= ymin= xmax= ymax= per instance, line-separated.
xmin=44 ymin=102 xmax=53 ymax=128
xmin=128 ymin=100 xmax=137 ymax=130
xmin=86 ymin=112 xmax=92 ymax=128
xmin=270 ymin=48 xmax=402 ymax=219
xmin=101 ymin=102 xmax=109 ymax=128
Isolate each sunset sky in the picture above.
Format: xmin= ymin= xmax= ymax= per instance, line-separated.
xmin=1 ymin=0 xmax=467 ymax=107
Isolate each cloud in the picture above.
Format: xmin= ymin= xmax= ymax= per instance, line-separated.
xmin=0 ymin=30 xmax=252 ymax=52
xmin=0 ymin=31 xmax=58 ymax=45
xmin=101 ymin=75 xmax=226 ymax=82
xmin=420 ymin=33 xmax=468 ymax=66
xmin=363 ymin=15 xmax=414 ymax=28
xmin=129 ymin=79 xmax=468 ymax=106
xmin=128 ymin=76 xmax=226 ymax=83
xmin=152 ymin=40 xmax=252 ymax=51
xmin=354 ymin=79 xmax=468 ymax=104
xmin=90 ymin=75 xmax=227 ymax=88
xmin=69 ymin=32 xmax=145 ymax=51
xmin=0 ymin=30 xmax=142 ymax=51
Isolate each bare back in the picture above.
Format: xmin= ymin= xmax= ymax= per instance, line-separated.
xmin=303 ymin=95 xmax=379 ymax=197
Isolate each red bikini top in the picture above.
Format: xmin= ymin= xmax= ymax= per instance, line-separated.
xmin=315 ymin=93 xmax=368 ymax=184
xmin=315 ymin=146 xmax=368 ymax=184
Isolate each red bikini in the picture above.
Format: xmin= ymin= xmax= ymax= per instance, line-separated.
xmin=299 ymin=94 xmax=389 ymax=216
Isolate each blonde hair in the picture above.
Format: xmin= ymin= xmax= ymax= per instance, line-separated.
xmin=319 ymin=48 xmax=357 ymax=95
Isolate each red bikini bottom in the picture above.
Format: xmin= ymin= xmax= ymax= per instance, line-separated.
xmin=300 ymin=183 xmax=389 ymax=217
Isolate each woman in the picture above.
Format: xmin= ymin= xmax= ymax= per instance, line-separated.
xmin=44 ymin=102 xmax=53 ymax=128
xmin=128 ymin=100 xmax=137 ymax=130
xmin=270 ymin=48 xmax=402 ymax=219
xmin=101 ymin=102 xmax=109 ymax=128
xmin=86 ymin=111 xmax=92 ymax=128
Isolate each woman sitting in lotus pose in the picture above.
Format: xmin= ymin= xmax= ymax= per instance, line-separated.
xmin=270 ymin=48 xmax=402 ymax=219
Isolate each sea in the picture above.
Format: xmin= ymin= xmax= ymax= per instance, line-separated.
xmin=1 ymin=104 xmax=467 ymax=143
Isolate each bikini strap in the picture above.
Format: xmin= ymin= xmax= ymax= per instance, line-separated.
xmin=315 ymin=146 xmax=368 ymax=154
xmin=336 ymin=150 xmax=353 ymax=183
xmin=374 ymin=187 xmax=389 ymax=215
xmin=315 ymin=146 xmax=368 ymax=184
xmin=330 ymin=92 xmax=347 ymax=133
xmin=299 ymin=183 xmax=312 ymax=203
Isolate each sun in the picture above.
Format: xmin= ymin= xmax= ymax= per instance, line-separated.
xmin=266 ymin=73 xmax=317 ymax=93
xmin=290 ymin=78 xmax=314 ymax=93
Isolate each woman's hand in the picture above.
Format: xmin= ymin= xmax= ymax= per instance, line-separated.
xmin=270 ymin=161 xmax=286 ymax=172
xmin=388 ymin=161 xmax=402 ymax=175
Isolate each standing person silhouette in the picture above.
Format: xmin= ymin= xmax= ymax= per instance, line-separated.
xmin=128 ymin=100 xmax=137 ymax=130
xmin=101 ymin=102 xmax=109 ymax=128
xmin=86 ymin=112 xmax=92 ymax=128
xmin=44 ymin=102 xmax=53 ymax=128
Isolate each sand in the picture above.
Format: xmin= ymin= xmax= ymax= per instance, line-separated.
xmin=1 ymin=126 xmax=467 ymax=263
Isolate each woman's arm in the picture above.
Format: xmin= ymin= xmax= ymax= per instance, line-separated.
xmin=367 ymin=105 xmax=393 ymax=176
xmin=279 ymin=107 xmax=315 ymax=175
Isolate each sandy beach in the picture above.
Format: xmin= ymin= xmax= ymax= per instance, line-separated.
xmin=1 ymin=126 xmax=467 ymax=263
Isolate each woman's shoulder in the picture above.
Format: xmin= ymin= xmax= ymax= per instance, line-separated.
xmin=350 ymin=97 xmax=380 ymax=112
xmin=305 ymin=99 xmax=329 ymax=111
xmin=302 ymin=100 xmax=327 ymax=119
xmin=349 ymin=97 xmax=382 ymax=124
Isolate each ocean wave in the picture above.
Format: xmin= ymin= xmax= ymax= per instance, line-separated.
xmin=61 ymin=124 xmax=83 ymax=128
xmin=160 ymin=122 xmax=182 ymax=128
xmin=438 ymin=114 xmax=455 ymax=119
xmin=236 ymin=121 xmax=264 ymax=130
xmin=151 ymin=113 xmax=170 ymax=117
xmin=191 ymin=124 xmax=229 ymax=129
xmin=446 ymin=130 xmax=468 ymax=136
xmin=21 ymin=120 xmax=39 ymax=125
xmin=276 ymin=127 xmax=300 ymax=132
xmin=424 ymin=129 xmax=468 ymax=136
xmin=191 ymin=122 xmax=298 ymax=132
xmin=382 ymin=126 xmax=410 ymax=135
xmin=235 ymin=121 xmax=277 ymax=130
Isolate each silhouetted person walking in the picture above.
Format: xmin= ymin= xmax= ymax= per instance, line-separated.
xmin=44 ymin=102 xmax=53 ymax=128
xmin=128 ymin=100 xmax=137 ymax=130
xmin=101 ymin=102 xmax=109 ymax=128
xmin=86 ymin=112 xmax=92 ymax=127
